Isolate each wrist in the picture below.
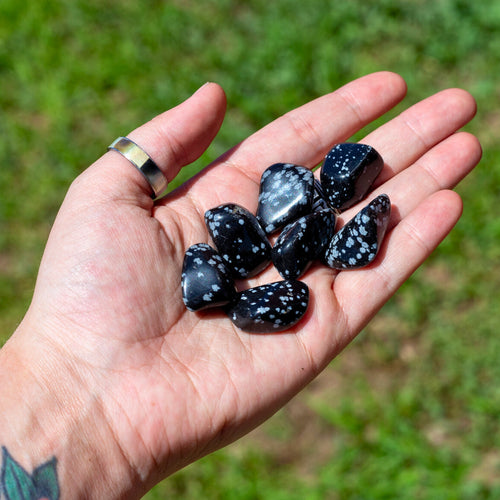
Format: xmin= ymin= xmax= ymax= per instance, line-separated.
xmin=0 ymin=319 xmax=139 ymax=499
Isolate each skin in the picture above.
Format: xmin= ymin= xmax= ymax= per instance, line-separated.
xmin=0 ymin=72 xmax=481 ymax=498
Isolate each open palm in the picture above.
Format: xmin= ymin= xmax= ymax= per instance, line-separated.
xmin=16 ymin=72 xmax=480 ymax=496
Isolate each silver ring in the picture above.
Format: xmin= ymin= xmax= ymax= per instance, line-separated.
xmin=108 ymin=136 xmax=168 ymax=198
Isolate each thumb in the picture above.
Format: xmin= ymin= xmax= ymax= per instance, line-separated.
xmin=73 ymin=82 xmax=227 ymax=204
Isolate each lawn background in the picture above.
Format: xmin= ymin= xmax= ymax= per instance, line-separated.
xmin=1 ymin=0 xmax=500 ymax=498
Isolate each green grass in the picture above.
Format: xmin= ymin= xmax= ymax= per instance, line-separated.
xmin=1 ymin=0 xmax=500 ymax=498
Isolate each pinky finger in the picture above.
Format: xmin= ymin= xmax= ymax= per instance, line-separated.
xmin=333 ymin=189 xmax=463 ymax=340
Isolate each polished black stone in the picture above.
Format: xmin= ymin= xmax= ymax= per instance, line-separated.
xmin=320 ymin=143 xmax=384 ymax=211
xmin=205 ymin=203 xmax=272 ymax=278
xmin=323 ymin=194 xmax=391 ymax=270
xmin=311 ymin=179 xmax=332 ymax=212
xmin=256 ymin=163 xmax=315 ymax=234
xmin=272 ymin=209 xmax=337 ymax=279
xmin=226 ymin=280 xmax=309 ymax=333
xmin=181 ymin=243 xmax=236 ymax=311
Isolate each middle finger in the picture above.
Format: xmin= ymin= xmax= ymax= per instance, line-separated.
xmin=365 ymin=88 xmax=477 ymax=188
xmin=337 ymin=130 xmax=481 ymax=229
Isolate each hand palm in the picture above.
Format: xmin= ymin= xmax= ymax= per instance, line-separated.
xmin=24 ymin=73 xmax=480 ymax=490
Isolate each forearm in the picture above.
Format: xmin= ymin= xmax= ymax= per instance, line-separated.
xmin=0 ymin=323 xmax=140 ymax=499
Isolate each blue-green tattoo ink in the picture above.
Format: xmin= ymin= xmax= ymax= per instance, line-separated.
xmin=1 ymin=447 xmax=59 ymax=500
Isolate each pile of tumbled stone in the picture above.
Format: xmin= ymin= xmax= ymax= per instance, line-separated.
xmin=181 ymin=143 xmax=391 ymax=333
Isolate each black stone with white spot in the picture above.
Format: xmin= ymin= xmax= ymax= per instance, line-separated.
xmin=272 ymin=209 xmax=337 ymax=279
xmin=205 ymin=203 xmax=272 ymax=279
xmin=181 ymin=243 xmax=236 ymax=311
xmin=323 ymin=194 xmax=391 ymax=270
xmin=320 ymin=143 xmax=384 ymax=211
xmin=226 ymin=280 xmax=309 ymax=333
xmin=256 ymin=163 xmax=315 ymax=234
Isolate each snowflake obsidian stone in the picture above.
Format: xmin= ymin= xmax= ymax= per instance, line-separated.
xmin=311 ymin=179 xmax=332 ymax=212
xmin=226 ymin=280 xmax=309 ymax=333
xmin=323 ymin=194 xmax=391 ymax=270
xmin=272 ymin=209 xmax=337 ymax=279
xmin=320 ymin=143 xmax=384 ymax=211
xmin=181 ymin=243 xmax=236 ymax=311
xmin=205 ymin=203 xmax=272 ymax=278
xmin=256 ymin=163 xmax=315 ymax=234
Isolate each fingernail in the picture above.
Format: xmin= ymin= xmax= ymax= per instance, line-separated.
xmin=193 ymin=82 xmax=212 ymax=95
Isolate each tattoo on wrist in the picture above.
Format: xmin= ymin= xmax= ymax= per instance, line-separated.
xmin=0 ymin=447 xmax=59 ymax=500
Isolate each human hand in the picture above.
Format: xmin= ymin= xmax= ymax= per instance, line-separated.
xmin=0 ymin=73 xmax=480 ymax=498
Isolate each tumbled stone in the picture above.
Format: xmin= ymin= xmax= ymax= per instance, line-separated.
xmin=205 ymin=203 xmax=272 ymax=279
xmin=323 ymin=194 xmax=391 ymax=270
xmin=311 ymin=178 xmax=332 ymax=212
xmin=181 ymin=243 xmax=236 ymax=311
xmin=320 ymin=143 xmax=384 ymax=211
xmin=226 ymin=280 xmax=309 ymax=333
xmin=272 ymin=209 xmax=337 ymax=279
xmin=256 ymin=163 xmax=315 ymax=234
